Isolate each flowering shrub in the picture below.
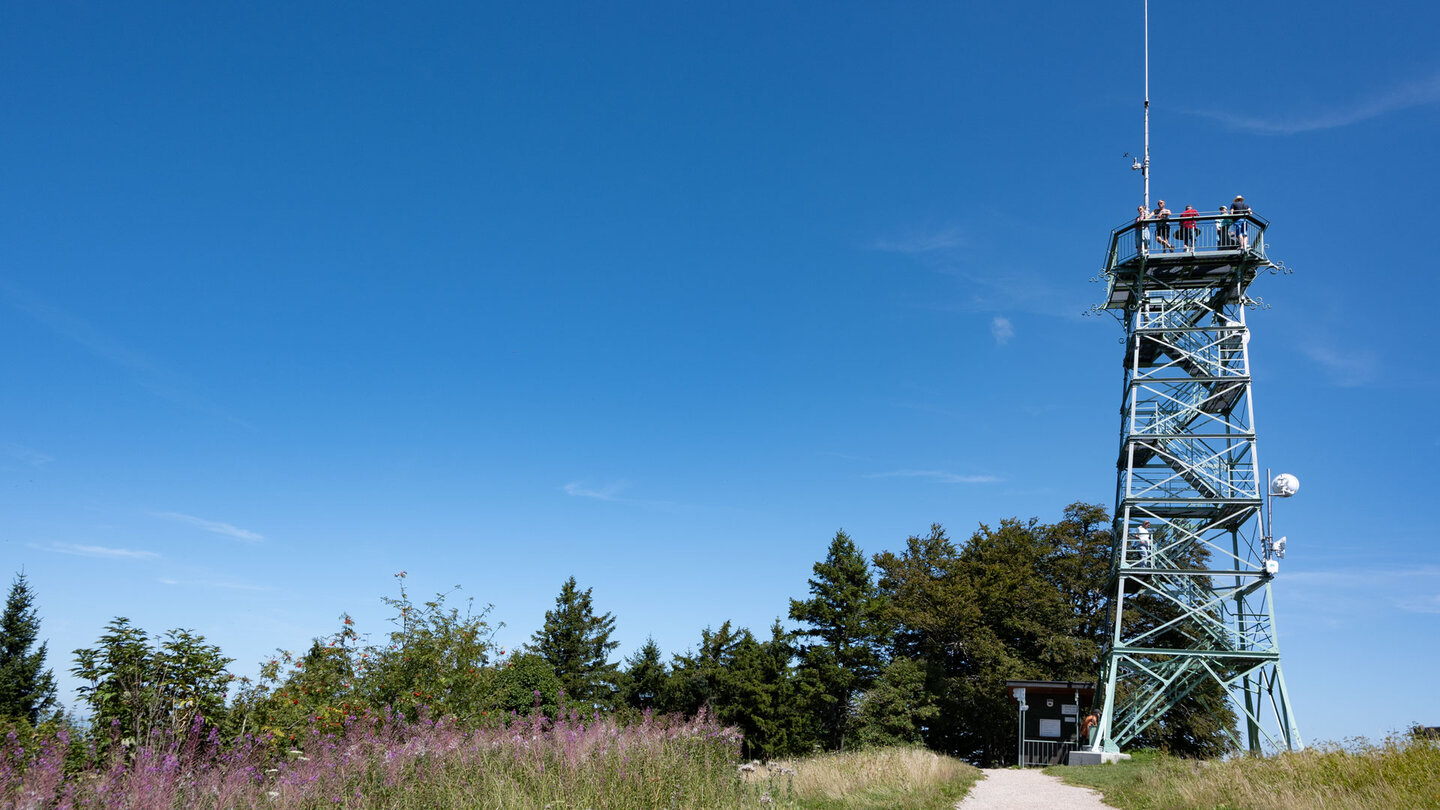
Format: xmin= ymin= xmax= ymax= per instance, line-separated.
xmin=230 ymin=575 xmax=507 ymax=744
xmin=0 ymin=708 xmax=747 ymax=809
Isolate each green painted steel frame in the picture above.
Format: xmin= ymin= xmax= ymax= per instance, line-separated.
xmin=1092 ymin=219 xmax=1301 ymax=755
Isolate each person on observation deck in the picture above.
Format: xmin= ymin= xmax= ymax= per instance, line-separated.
xmin=1154 ymin=200 xmax=1174 ymax=252
xmin=1229 ymin=195 xmax=1252 ymax=249
xmin=1135 ymin=205 xmax=1151 ymax=254
xmin=1152 ymin=200 xmax=1175 ymax=250
xmin=1217 ymin=206 xmax=1233 ymax=248
xmin=1180 ymin=204 xmax=1199 ymax=252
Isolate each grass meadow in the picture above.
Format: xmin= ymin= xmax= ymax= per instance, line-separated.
xmin=0 ymin=711 xmax=979 ymax=810
xmin=746 ymin=746 xmax=981 ymax=810
xmin=1049 ymin=735 xmax=1440 ymax=810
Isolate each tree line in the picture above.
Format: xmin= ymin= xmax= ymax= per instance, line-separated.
xmin=0 ymin=501 xmax=1234 ymax=766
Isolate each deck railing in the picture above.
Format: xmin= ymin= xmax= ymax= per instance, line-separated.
xmin=1106 ymin=211 xmax=1270 ymax=270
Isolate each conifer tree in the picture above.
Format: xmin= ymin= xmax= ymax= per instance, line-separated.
xmin=665 ymin=621 xmax=743 ymax=716
xmin=618 ymin=637 xmax=667 ymax=713
xmin=789 ymin=530 xmax=888 ymax=751
xmin=531 ymin=577 xmax=619 ymax=709
xmin=0 ymin=573 xmax=58 ymax=724
xmin=720 ymin=620 xmax=816 ymax=759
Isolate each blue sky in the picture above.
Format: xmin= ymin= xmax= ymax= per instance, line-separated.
xmin=2 ymin=1 xmax=1436 ymax=745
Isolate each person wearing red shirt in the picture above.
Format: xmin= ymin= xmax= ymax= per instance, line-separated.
xmin=1180 ymin=204 xmax=1199 ymax=252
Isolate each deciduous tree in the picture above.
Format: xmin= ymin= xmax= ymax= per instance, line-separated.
xmin=73 ymin=619 xmax=232 ymax=748
xmin=854 ymin=657 xmax=936 ymax=748
xmin=365 ymin=575 xmax=499 ymax=721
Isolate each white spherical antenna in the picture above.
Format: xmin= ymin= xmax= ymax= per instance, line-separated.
xmin=1270 ymin=473 xmax=1300 ymax=497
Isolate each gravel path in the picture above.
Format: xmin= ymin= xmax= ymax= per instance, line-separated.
xmin=956 ymin=768 xmax=1116 ymax=809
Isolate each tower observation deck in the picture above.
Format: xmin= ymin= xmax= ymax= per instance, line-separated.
xmin=1091 ymin=210 xmax=1302 ymax=755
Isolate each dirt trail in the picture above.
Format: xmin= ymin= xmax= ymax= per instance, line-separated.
xmin=956 ymin=768 xmax=1117 ymax=809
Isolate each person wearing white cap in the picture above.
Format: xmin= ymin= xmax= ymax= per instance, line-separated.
xmin=1230 ymin=195 xmax=1251 ymax=249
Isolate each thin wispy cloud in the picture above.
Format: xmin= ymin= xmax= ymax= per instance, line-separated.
xmin=1285 ymin=566 xmax=1440 ymax=616
xmin=1284 ymin=565 xmax=1440 ymax=586
xmin=888 ymin=399 xmax=970 ymax=421
xmin=562 ymin=480 xmax=629 ymax=502
xmin=0 ymin=282 xmax=257 ymax=431
xmin=1184 ymin=69 xmax=1440 ymax=134
xmin=870 ymin=225 xmax=965 ymax=254
xmin=873 ymin=220 xmax=1081 ymax=320
xmin=3 ymin=285 xmax=160 ymax=374
xmin=866 ymin=469 xmax=1002 ymax=484
xmin=560 ymin=479 xmax=694 ymax=512
xmin=1 ymin=442 xmax=53 ymax=466
xmin=160 ymin=578 xmax=271 ymax=592
xmin=915 ymin=266 xmax=1082 ymax=321
xmin=991 ymin=316 xmax=1014 ymax=345
xmin=35 ymin=542 xmax=159 ymax=560
xmin=1393 ymin=593 xmax=1440 ymax=615
xmin=151 ymin=511 xmax=264 ymax=542
xmin=1302 ymin=344 xmax=1379 ymax=387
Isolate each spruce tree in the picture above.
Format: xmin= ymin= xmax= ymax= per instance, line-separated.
xmin=719 ymin=620 xmax=816 ymax=759
xmin=531 ymin=577 xmax=620 ymax=709
xmin=618 ymin=637 xmax=667 ymax=712
xmin=665 ymin=621 xmax=743 ymax=716
xmin=789 ymin=530 xmax=888 ymax=751
xmin=0 ymin=573 xmax=59 ymax=724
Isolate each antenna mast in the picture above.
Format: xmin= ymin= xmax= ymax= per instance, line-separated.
xmin=1143 ymin=0 xmax=1150 ymax=208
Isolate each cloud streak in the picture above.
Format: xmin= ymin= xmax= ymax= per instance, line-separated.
xmin=151 ymin=511 xmax=264 ymax=542
xmin=1301 ymin=345 xmax=1380 ymax=387
xmin=1284 ymin=565 xmax=1440 ymax=586
xmin=160 ymin=578 xmax=272 ymax=592
xmin=870 ymin=226 xmax=965 ymax=254
xmin=866 ymin=469 xmax=1002 ymax=484
xmin=1 ymin=443 xmax=53 ymax=467
xmin=1393 ymin=593 xmax=1440 ymax=615
xmin=1284 ymin=566 xmax=1440 ymax=616
xmin=562 ymin=480 xmax=629 ymax=502
xmin=916 ymin=266 xmax=1083 ymax=321
xmin=1 ymin=283 xmax=256 ymax=431
xmin=36 ymin=542 xmax=159 ymax=560
xmin=1184 ymin=69 xmax=1440 ymax=134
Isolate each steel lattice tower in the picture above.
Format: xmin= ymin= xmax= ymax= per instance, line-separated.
xmin=1091 ymin=214 xmax=1302 ymax=755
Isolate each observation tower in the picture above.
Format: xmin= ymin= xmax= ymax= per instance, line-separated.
xmin=1088 ymin=211 xmax=1302 ymax=755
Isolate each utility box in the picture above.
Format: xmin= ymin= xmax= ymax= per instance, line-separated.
xmin=1005 ymin=680 xmax=1095 ymax=767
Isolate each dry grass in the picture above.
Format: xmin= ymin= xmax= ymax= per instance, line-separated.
xmin=1049 ymin=735 xmax=1440 ymax=810
xmin=744 ymin=746 xmax=981 ymax=809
